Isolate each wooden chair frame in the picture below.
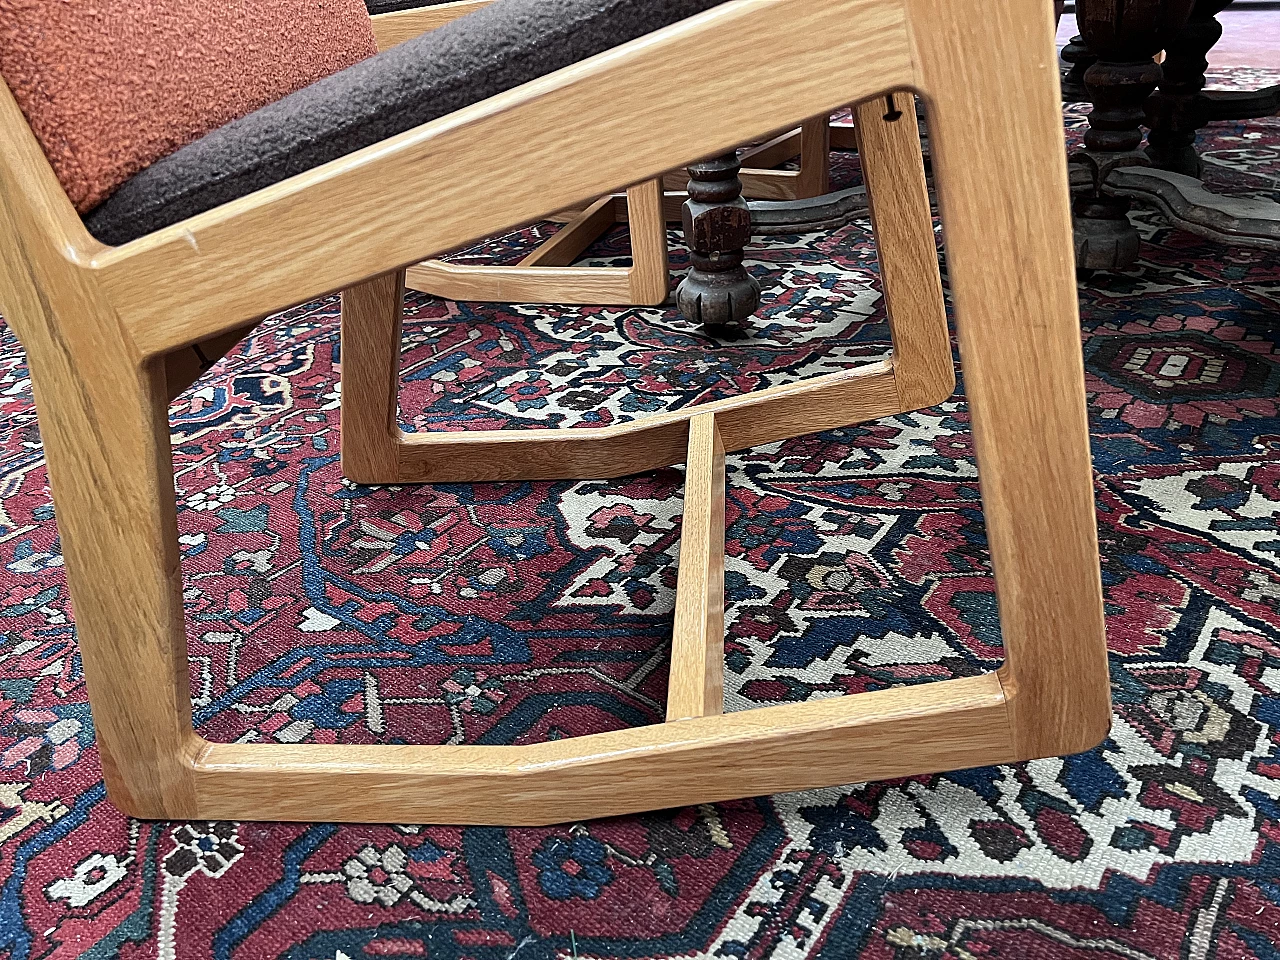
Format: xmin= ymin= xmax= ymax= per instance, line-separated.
xmin=0 ymin=0 xmax=1110 ymax=825
xmin=353 ymin=93 xmax=951 ymax=486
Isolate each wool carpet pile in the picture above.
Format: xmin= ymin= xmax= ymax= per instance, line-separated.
xmin=0 ymin=80 xmax=1278 ymax=958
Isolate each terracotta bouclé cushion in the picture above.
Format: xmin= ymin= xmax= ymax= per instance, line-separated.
xmin=0 ymin=0 xmax=378 ymax=214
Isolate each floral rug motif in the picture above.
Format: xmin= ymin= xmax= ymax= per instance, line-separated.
xmin=1 ymin=75 xmax=1279 ymax=959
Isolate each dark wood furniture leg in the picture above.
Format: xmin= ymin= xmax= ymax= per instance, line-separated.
xmin=1147 ymin=0 xmax=1280 ymax=175
xmin=1061 ymin=34 xmax=1098 ymax=102
xmin=1145 ymin=0 xmax=1230 ymax=176
xmin=1072 ymin=0 xmax=1195 ymax=271
xmin=676 ymin=152 xmax=761 ymax=331
xmin=1055 ymin=0 xmax=1099 ymax=102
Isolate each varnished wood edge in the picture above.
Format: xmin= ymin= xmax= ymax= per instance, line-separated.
xmin=371 ymin=1 xmax=493 ymax=51
xmin=666 ymin=415 xmax=726 ymax=721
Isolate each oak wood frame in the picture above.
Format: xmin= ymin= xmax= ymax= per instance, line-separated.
xmin=0 ymin=0 xmax=1110 ymax=825
xmin=405 ymin=178 xmax=672 ymax=306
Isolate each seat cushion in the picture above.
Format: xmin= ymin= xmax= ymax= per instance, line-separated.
xmin=84 ymin=0 xmax=727 ymax=245
xmin=0 ymin=0 xmax=378 ymax=215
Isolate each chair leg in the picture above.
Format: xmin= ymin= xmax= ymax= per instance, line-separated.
xmin=794 ymin=114 xmax=832 ymax=198
xmin=666 ymin=414 xmax=725 ymax=722
xmin=908 ymin=0 xmax=1112 ymax=758
xmin=625 ymin=177 xmax=672 ymax=304
xmin=20 ymin=313 xmax=199 ymax=819
xmin=854 ymin=95 xmax=953 ymax=410
xmin=340 ymin=269 xmax=406 ymax=485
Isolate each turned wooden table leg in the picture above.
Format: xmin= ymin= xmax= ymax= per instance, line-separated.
xmin=1061 ymin=35 xmax=1098 ymax=102
xmin=1145 ymin=0 xmax=1229 ymax=176
xmin=1074 ymin=54 xmax=1163 ymax=270
xmin=676 ymin=152 xmax=761 ymax=331
xmin=1056 ymin=0 xmax=1099 ymax=102
xmin=1072 ymin=0 xmax=1196 ymax=271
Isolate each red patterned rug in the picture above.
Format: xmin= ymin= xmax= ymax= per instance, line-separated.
xmin=1 ymin=79 xmax=1279 ymax=959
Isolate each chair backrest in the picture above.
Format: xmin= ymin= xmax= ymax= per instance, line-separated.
xmin=0 ymin=0 xmax=378 ymax=216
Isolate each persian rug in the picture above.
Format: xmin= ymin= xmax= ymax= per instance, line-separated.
xmin=1 ymin=75 xmax=1279 ymax=959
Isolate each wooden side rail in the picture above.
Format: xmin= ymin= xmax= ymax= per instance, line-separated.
xmin=183 ymin=406 xmax=1010 ymax=827
xmin=187 ymin=673 xmax=1012 ymax=823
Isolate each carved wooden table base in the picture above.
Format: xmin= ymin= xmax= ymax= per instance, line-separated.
xmin=1068 ymin=0 xmax=1280 ymax=269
